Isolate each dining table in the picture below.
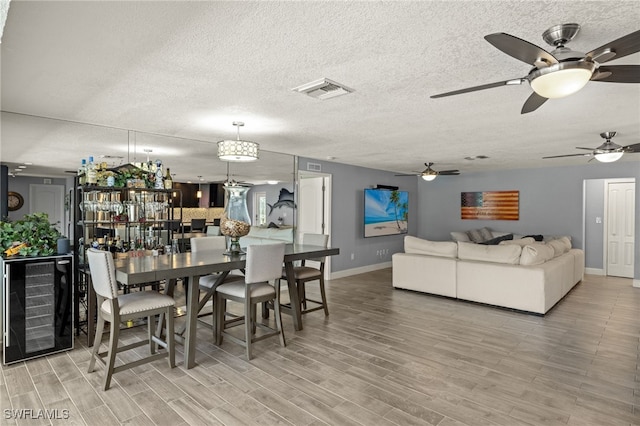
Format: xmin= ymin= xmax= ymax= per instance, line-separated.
xmin=114 ymin=243 xmax=339 ymax=369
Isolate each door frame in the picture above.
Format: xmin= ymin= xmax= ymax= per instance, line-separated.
xmin=297 ymin=170 xmax=332 ymax=279
xmin=603 ymin=177 xmax=635 ymax=277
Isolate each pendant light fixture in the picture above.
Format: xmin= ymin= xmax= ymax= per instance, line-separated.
xmin=196 ymin=176 xmax=203 ymax=198
xmin=217 ymin=121 xmax=259 ymax=162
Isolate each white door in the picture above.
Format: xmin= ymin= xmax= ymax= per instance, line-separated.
xmin=298 ymin=171 xmax=332 ymax=278
xmin=606 ymin=180 xmax=635 ymax=278
xmin=253 ymin=191 xmax=267 ymax=226
xmin=30 ymin=184 xmax=65 ymax=233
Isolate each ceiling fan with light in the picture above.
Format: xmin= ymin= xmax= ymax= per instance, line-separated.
xmin=543 ymin=131 xmax=640 ymax=163
xmin=395 ymin=162 xmax=460 ymax=181
xmin=431 ymin=24 xmax=640 ymax=114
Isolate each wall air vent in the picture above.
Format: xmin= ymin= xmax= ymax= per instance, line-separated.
xmin=307 ymin=162 xmax=322 ymax=172
xmin=292 ymin=78 xmax=354 ymax=100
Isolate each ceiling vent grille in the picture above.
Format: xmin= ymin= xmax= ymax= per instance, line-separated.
xmin=292 ymin=78 xmax=354 ymax=100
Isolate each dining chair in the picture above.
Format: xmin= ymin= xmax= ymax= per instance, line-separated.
xmin=206 ymin=225 xmax=221 ymax=236
xmin=190 ymin=236 xmax=244 ymax=329
xmin=214 ymin=243 xmax=286 ymax=360
xmin=86 ymin=249 xmax=175 ymax=390
xmin=285 ymin=233 xmax=329 ymax=316
xmin=191 ymin=218 xmax=206 ymax=232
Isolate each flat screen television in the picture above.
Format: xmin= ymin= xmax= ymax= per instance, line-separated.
xmin=364 ymin=188 xmax=409 ymax=238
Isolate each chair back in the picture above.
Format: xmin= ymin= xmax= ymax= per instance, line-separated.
xmin=191 ymin=218 xmax=206 ymax=232
xmin=302 ymin=233 xmax=328 ymax=263
xmin=86 ymin=248 xmax=119 ymax=300
xmin=206 ymin=225 xmax=221 ymax=236
xmin=191 ymin=235 xmax=227 ymax=252
xmin=244 ymin=243 xmax=285 ymax=284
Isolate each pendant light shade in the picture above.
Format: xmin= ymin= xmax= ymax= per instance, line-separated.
xmin=217 ymin=121 xmax=259 ymax=162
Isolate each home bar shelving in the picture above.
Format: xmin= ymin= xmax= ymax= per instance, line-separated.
xmin=73 ymin=184 xmax=183 ymax=344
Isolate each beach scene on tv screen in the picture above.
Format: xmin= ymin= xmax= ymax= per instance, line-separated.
xmin=364 ymin=189 xmax=408 ymax=237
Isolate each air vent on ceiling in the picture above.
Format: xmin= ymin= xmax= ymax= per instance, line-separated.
xmin=292 ymin=78 xmax=354 ymax=100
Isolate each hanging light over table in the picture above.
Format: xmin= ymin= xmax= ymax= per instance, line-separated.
xmin=217 ymin=121 xmax=259 ymax=162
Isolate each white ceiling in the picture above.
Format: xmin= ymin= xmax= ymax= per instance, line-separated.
xmin=1 ymin=1 xmax=639 ymax=184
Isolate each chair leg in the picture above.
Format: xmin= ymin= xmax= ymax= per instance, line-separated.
xmin=215 ymin=294 xmax=225 ymax=345
xmin=244 ymin=298 xmax=253 ymax=360
xmin=165 ymin=306 xmax=175 ymax=368
xmin=88 ymin=314 xmax=105 ymax=373
xmin=251 ymin=304 xmax=257 ymax=335
xmin=148 ymin=314 xmax=156 ymax=354
xmin=274 ymin=295 xmax=286 ymax=348
xmin=319 ymin=277 xmax=329 ymax=316
xmin=103 ymin=319 xmax=120 ymax=391
xmin=298 ymin=281 xmax=307 ymax=310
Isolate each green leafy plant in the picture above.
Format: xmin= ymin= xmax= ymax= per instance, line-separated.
xmin=0 ymin=213 xmax=62 ymax=257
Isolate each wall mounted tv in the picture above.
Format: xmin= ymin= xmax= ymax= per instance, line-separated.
xmin=364 ymin=188 xmax=409 ymax=238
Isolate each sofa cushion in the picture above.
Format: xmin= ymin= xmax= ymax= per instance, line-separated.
xmin=450 ymin=231 xmax=471 ymax=242
xmin=479 ymin=233 xmax=514 ymax=245
xmin=467 ymin=229 xmax=485 ymax=243
xmin=404 ymin=236 xmax=458 ymax=258
xmin=457 ymin=241 xmax=522 ymax=264
xmin=547 ymin=239 xmax=568 ymax=257
xmin=520 ymin=243 xmax=555 ymax=265
xmin=499 ymin=237 xmax=535 ymax=247
xmin=491 ymin=231 xmax=512 ymax=238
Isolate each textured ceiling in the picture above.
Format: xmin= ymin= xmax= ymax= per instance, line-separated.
xmin=1 ymin=1 xmax=639 ymax=184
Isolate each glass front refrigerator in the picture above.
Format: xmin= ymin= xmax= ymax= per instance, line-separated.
xmin=2 ymin=254 xmax=74 ymax=364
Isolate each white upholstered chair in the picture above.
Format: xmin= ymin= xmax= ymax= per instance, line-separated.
xmin=214 ymin=243 xmax=286 ymax=360
xmin=86 ymin=249 xmax=175 ymax=391
xmin=190 ymin=236 xmax=244 ymax=329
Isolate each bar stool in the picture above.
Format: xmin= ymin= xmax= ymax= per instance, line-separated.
xmin=214 ymin=243 xmax=286 ymax=360
xmin=86 ymin=249 xmax=175 ymax=390
xmin=286 ymin=233 xmax=329 ymax=316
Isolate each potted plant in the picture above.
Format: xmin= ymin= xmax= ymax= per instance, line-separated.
xmin=0 ymin=212 xmax=62 ymax=257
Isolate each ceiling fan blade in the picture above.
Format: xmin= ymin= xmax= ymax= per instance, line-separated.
xmin=438 ymin=172 xmax=460 ymax=176
xmin=586 ymin=29 xmax=640 ymax=64
xmin=394 ymin=174 xmax=419 ymax=177
xmin=592 ymin=65 xmax=640 ymax=83
xmin=437 ymin=170 xmax=460 ymax=175
xmin=430 ymin=78 xmax=523 ymax=98
xmin=623 ymin=143 xmax=640 ymax=153
xmin=543 ymin=153 xmax=592 ymax=159
xmin=575 ymin=147 xmax=597 ymax=151
xmin=521 ymin=92 xmax=548 ymax=114
xmin=484 ymin=33 xmax=558 ymax=66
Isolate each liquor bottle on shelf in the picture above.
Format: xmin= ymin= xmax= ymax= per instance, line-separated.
xmin=86 ymin=156 xmax=97 ymax=185
xmin=155 ymin=160 xmax=164 ymax=189
xmin=164 ymin=168 xmax=173 ymax=190
xmin=77 ymin=159 xmax=87 ymax=185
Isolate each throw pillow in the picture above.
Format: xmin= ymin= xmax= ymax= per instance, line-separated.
xmin=520 ymin=243 xmax=555 ymax=265
xmin=547 ymin=239 xmax=567 ymax=257
xmin=450 ymin=231 xmax=471 ymax=242
xmin=467 ymin=229 xmax=485 ymax=243
xmin=479 ymin=227 xmax=493 ymax=241
xmin=524 ymin=234 xmax=544 ymax=242
xmin=479 ymin=233 xmax=514 ymax=245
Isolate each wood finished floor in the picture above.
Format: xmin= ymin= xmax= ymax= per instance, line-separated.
xmin=1 ymin=270 xmax=639 ymax=426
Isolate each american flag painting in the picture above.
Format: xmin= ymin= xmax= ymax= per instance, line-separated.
xmin=461 ymin=190 xmax=519 ymax=220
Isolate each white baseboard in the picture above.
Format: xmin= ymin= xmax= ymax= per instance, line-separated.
xmin=330 ymin=261 xmax=391 ymax=280
xmin=633 ymin=279 xmax=640 ymax=288
xmin=584 ymin=267 xmax=604 ymax=276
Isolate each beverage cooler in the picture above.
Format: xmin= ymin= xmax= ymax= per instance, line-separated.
xmin=2 ymin=255 xmax=74 ymax=364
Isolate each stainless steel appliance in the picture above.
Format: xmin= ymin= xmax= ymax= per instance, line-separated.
xmin=2 ymin=254 xmax=73 ymax=364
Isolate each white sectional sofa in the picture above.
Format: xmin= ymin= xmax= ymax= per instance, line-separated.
xmin=392 ymin=236 xmax=584 ymax=314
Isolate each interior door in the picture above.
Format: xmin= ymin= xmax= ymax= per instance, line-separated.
xmin=253 ymin=191 xmax=267 ymax=226
xmin=298 ymin=171 xmax=332 ymax=278
xmin=606 ymin=181 xmax=635 ymax=278
xmin=29 ymin=184 xmax=65 ymax=233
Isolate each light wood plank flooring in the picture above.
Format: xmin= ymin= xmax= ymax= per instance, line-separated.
xmin=1 ymin=270 xmax=639 ymax=425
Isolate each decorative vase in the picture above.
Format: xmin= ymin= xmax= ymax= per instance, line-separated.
xmin=219 ymin=184 xmax=251 ymax=255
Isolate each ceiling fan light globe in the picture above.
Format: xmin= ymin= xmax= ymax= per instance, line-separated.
xmin=594 ymin=152 xmax=624 ymax=163
xmin=421 ymin=174 xmax=437 ymax=182
xmin=529 ymin=62 xmax=595 ymax=99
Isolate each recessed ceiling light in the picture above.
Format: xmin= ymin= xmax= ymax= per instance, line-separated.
xmin=24 ymin=162 xmax=33 ymax=165
xmin=17 ymin=165 xmax=27 ymax=169
xmin=267 ymin=180 xmax=278 ymax=185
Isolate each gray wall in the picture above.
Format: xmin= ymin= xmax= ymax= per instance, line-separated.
xmin=416 ymin=161 xmax=640 ymax=279
xmin=298 ymin=157 xmax=418 ymax=272
xmin=584 ymin=179 xmax=605 ymax=269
